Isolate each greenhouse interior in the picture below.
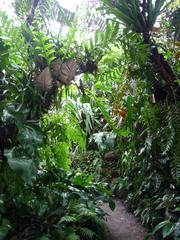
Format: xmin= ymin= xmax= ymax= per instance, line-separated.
xmin=0 ymin=0 xmax=180 ymax=239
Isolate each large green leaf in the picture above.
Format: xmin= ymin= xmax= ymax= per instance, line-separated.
xmin=6 ymin=148 xmax=37 ymax=184
xmin=0 ymin=219 xmax=11 ymax=240
xmin=162 ymin=222 xmax=174 ymax=238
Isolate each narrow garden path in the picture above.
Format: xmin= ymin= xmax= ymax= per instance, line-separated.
xmin=102 ymin=199 xmax=153 ymax=240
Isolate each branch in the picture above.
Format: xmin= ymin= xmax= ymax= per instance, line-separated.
xmin=142 ymin=0 xmax=146 ymax=18
xmin=26 ymin=0 xmax=40 ymax=26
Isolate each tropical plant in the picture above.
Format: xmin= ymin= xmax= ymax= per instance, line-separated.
xmin=1 ymin=0 xmax=180 ymax=240
xmin=101 ymin=0 xmax=179 ymax=102
xmin=0 ymin=2 xmax=115 ymax=239
xmin=0 ymin=168 xmax=112 ymax=240
xmin=81 ymin=1 xmax=180 ymax=239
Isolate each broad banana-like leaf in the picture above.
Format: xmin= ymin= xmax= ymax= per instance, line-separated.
xmin=34 ymin=67 xmax=53 ymax=91
xmin=51 ymin=58 xmax=62 ymax=78
xmin=34 ymin=58 xmax=78 ymax=91
xmin=59 ymin=59 xmax=78 ymax=85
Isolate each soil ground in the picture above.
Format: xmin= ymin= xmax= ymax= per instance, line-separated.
xmin=101 ymin=199 xmax=154 ymax=240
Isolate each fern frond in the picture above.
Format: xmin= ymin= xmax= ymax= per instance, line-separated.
xmin=162 ymin=106 xmax=175 ymax=155
xmin=78 ymin=227 xmax=95 ymax=240
xmin=82 ymin=214 xmax=107 ymax=238
xmin=160 ymin=103 xmax=180 ymax=183
xmin=172 ymin=104 xmax=180 ymax=182
xmin=172 ymin=147 xmax=180 ymax=183
xmin=78 ymin=209 xmax=96 ymax=218
xmin=59 ymin=215 xmax=77 ymax=224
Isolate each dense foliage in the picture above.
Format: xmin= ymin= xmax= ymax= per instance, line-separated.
xmin=0 ymin=0 xmax=180 ymax=239
xmin=95 ymin=1 xmax=180 ymax=239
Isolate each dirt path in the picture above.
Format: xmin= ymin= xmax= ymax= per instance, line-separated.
xmin=101 ymin=199 xmax=153 ymax=240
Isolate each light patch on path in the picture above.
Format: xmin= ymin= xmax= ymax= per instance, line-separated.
xmin=101 ymin=199 xmax=154 ymax=240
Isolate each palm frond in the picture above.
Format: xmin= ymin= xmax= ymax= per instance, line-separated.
xmin=147 ymin=0 xmax=154 ymax=28
xmin=102 ymin=0 xmax=169 ymax=33
xmin=101 ymin=0 xmax=143 ymax=32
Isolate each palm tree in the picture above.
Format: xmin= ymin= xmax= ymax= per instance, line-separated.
xmin=101 ymin=0 xmax=178 ymax=101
